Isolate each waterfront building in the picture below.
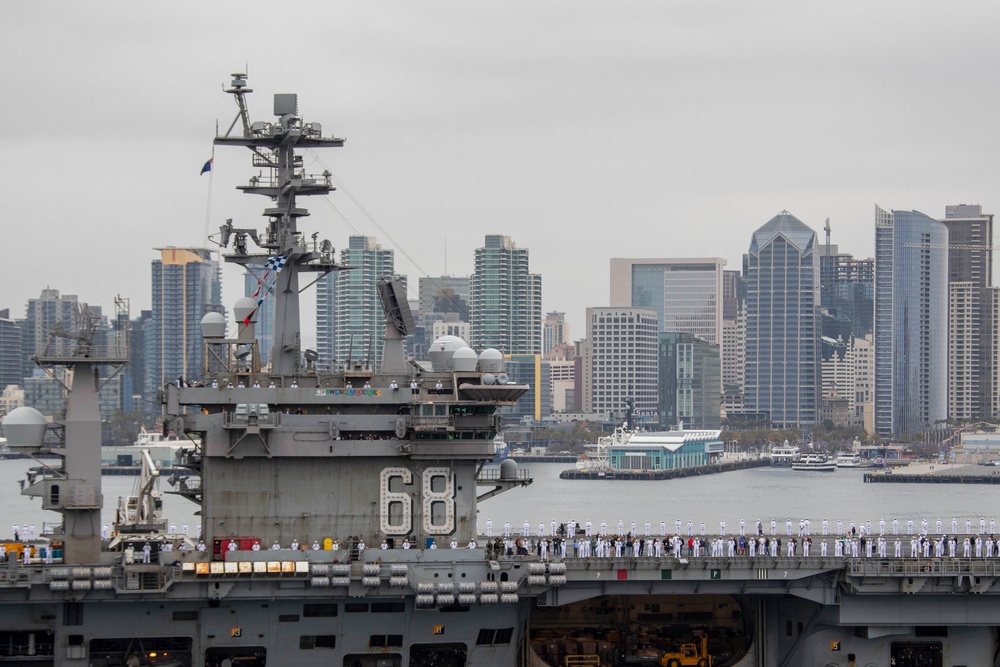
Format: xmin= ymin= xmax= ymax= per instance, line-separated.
xmin=658 ymin=332 xmax=721 ymax=429
xmin=608 ymin=429 xmax=724 ymax=471
xmin=874 ymin=207 xmax=948 ymax=438
xmin=146 ymin=248 xmax=223 ymax=399
xmin=585 ymin=307 xmax=659 ymax=419
xmin=942 ymin=204 xmax=995 ymax=422
xmin=469 ymin=235 xmax=542 ymax=355
xmin=744 ymin=211 xmax=821 ymax=428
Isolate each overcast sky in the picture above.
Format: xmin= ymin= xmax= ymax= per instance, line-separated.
xmin=4 ymin=2 xmax=999 ymax=343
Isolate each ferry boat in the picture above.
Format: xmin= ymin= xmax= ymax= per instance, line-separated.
xmin=835 ymin=451 xmax=870 ymax=469
xmin=769 ymin=442 xmax=800 ymax=467
xmin=791 ymin=453 xmax=838 ymax=472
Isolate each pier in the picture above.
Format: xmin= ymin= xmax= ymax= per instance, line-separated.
xmin=559 ymin=456 xmax=768 ymax=480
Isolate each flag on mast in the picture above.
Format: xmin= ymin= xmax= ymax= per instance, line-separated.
xmin=200 ymin=158 xmax=213 ymax=175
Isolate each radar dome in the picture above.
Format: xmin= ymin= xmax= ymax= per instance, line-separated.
xmin=233 ymin=297 xmax=258 ymax=324
xmin=499 ymin=458 xmax=518 ymax=481
xmin=2 ymin=406 xmax=47 ymax=449
xmin=452 ymin=347 xmax=478 ymax=372
xmin=200 ymin=312 xmax=227 ymax=339
xmin=428 ymin=335 xmax=469 ymax=372
xmin=479 ymin=348 xmax=504 ymax=373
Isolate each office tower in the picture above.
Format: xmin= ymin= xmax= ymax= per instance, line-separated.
xmin=658 ymin=332 xmax=721 ymax=429
xmin=0 ymin=310 xmax=21 ymax=390
xmin=546 ymin=359 xmax=575 ymax=414
xmin=21 ymin=289 xmax=82 ymax=379
xmin=469 ymin=235 xmax=542 ymax=354
xmin=146 ymin=248 xmax=223 ymax=399
xmin=585 ymin=307 xmax=659 ymax=417
xmin=744 ymin=211 xmax=821 ymax=428
xmin=819 ymin=244 xmax=875 ymax=339
xmin=415 ymin=276 xmax=470 ymax=360
xmin=610 ymin=257 xmax=726 ymax=344
xmin=942 ymin=204 xmax=995 ymax=421
xmin=721 ymin=270 xmax=746 ymax=393
xmin=543 ymin=312 xmax=569 ymax=356
xmin=244 ymin=264 xmax=274 ymax=366
xmin=501 ymin=354 xmax=550 ymax=422
xmin=317 ymin=236 xmax=398 ymax=370
xmin=874 ymin=207 xmax=948 ymax=437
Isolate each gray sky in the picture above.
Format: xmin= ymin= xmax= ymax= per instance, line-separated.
xmin=3 ymin=1 xmax=999 ymax=342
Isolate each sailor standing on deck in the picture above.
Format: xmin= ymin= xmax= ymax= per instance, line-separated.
xmin=228 ymin=539 xmax=238 ymax=552
xmin=822 ymin=518 xmax=829 ymax=535
xmin=523 ymin=521 xmax=530 ymax=537
xmin=504 ymin=521 xmax=511 ymax=537
xmin=142 ymin=543 xmax=151 ymax=563
xmin=486 ymin=519 xmax=493 ymax=537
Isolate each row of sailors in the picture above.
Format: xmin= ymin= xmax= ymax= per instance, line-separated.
xmin=484 ymin=517 xmax=1000 ymax=539
xmin=494 ymin=534 xmax=1000 ymax=560
xmin=225 ymin=538 xmax=480 ymax=552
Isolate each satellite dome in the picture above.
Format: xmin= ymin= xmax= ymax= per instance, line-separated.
xmin=452 ymin=347 xmax=478 ymax=372
xmin=2 ymin=407 xmax=47 ymax=449
xmin=233 ymin=297 xmax=258 ymax=325
xmin=499 ymin=458 xmax=518 ymax=481
xmin=479 ymin=348 xmax=503 ymax=373
xmin=200 ymin=312 xmax=227 ymax=339
xmin=428 ymin=335 xmax=469 ymax=372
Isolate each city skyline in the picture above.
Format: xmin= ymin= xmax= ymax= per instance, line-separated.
xmin=4 ymin=3 xmax=999 ymax=343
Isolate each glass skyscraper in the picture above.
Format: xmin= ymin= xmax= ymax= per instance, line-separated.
xmin=469 ymin=235 xmax=542 ymax=354
xmin=874 ymin=207 xmax=948 ymax=437
xmin=147 ymin=247 xmax=223 ymax=400
xmin=744 ymin=211 xmax=821 ymax=428
xmin=610 ymin=257 xmax=725 ymax=344
xmin=317 ymin=236 xmax=398 ymax=370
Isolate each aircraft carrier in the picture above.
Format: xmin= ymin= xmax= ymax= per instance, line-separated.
xmin=0 ymin=75 xmax=996 ymax=667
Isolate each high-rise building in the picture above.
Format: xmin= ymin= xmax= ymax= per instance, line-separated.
xmin=469 ymin=235 xmax=542 ymax=354
xmin=658 ymin=332 xmax=721 ymax=429
xmin=942 ymin=204 xmax=995 ymax=422
xmin=585 ymin=307 xmax=659 ymax=419
xmin=819 ymin=244 xmax=875 ymax=339
xmin=317 ymin=236 xmax=398 ymax=370
xmin=0 ymin=310 xmax=21 ymax=390
xmin=244 ymin=264 xmax=274 ymax=367
xmin=146 ymin=248 xmax=223 ymax=399
xmin=501 ymin=354 xmax=550 ymax=422
xmin=874 ymin=207 xmax=948 ymax=437
xmin=545 ymin=359 xmax=575 ymax=414
xmin=414 ymin=276 xmax=470 ymax=360
xmin=21 ymin=289 xmax=82 ymax=380
xmin=744 ymin=211 xmax=821 ymax=428
xmin=610 ymin=257 xmax=726 ymax=345
xmin=543 ymin=312 xmax=569 ymax=356
xmin=721 ymin=270 xmax=746 ymax=394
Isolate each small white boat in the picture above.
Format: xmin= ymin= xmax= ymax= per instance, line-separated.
xmin=769 ymin=442 xmax=800 ymax=467
xmin=835 ymin=452 xmax=870 ymax=469
xmin=791 ymin=454 xmax=837 ymax=472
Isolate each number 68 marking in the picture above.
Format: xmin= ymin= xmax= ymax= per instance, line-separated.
xmin=379 ymin=467 xmax=455 ymax=535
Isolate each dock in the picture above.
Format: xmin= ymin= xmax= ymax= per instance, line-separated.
xmin=559 ymin=457 xmax=768 ymax=480
xmin=864 ymin=460 xmax=1000 ymax=484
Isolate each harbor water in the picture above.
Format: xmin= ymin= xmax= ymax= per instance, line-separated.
xmin=2 ymin=459 xmax=997 ymax=540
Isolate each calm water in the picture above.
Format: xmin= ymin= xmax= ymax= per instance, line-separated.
xmin=2 ymin=459 xmax=997 ymax=540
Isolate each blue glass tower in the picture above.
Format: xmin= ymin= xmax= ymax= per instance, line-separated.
xmin=874 ymin=206 xmax=948 ymax=437
xmin=744 ymin=211 xmax=821 ymax=428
